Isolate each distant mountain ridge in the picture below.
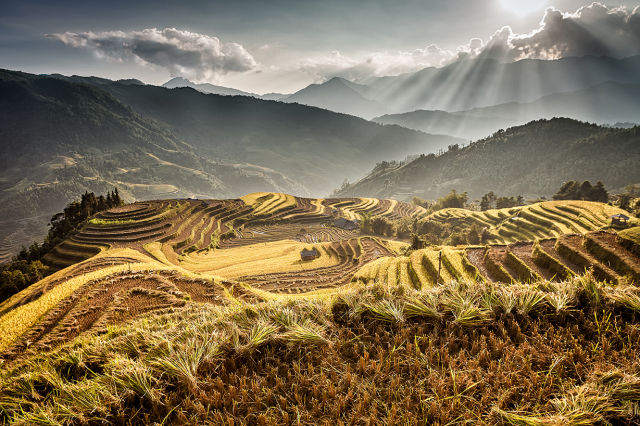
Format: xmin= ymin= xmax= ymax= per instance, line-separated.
xmin=162 ymin=77 xmax=288 ymax=100
xmin=373 ymin=81 xmax=640 ymax=140
xmin=335 ymin=118 xmax=640 ymax=201
xmin=286 ymin=55 xmax=640 ymax=119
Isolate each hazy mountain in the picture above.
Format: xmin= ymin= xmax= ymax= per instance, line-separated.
xmin=373 ymin=81 xmax=640 ymax=140
xmin=290 ymin=55 xmax=640 ymax=118
xmin=162 ymin=77 xmax=288 ymax=100
xmin=162 ymin=76 xmax=258 ymax=97
xmin=259 ymin=92 xmax=288 ymax=101
xmin=462 ymin=81 xmax=640 ymax=124
xmin=373 ymin=110 xmax=508 ymax=141
xmin=0 ymin=70 xmax=296 ymax=257
xmin=370 ymin=55 xmax=640 ymax=113
xmin=117 ymin=79 xmax=145 ymax=86
xmin=284 ymin=77 xmax=385 ymax=118
xmin=334 ymin=118 xmax=640 ymax=201
xmin=0 ymin=69 xmax=461 ymax=257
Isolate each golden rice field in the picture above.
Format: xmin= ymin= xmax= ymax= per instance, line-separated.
xmin=1 ymin=193 xmax=639 ymax=425
xmin=1 ymin=193 xmax=638 ymax=363
xmin=426 ymin=200 xmax=632 ymax=244
xmin=178 ymin=240 xmax=339 ymax=278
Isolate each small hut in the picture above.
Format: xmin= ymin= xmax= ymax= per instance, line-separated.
xmin=610 ymin=213 xmax=630 ymax=226
xmin=300 ymin=248 xmax=319 ymax=261
xmin=334 ymin=217 xmax=359 ymax=230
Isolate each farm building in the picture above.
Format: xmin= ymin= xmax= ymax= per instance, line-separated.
xmin=610 ymin=213 xmax=630 ymax=226
xmin=300 ymin=248 xmax=319 ymax=261
xmin=334 ymin=217 xmax=359 ymax=230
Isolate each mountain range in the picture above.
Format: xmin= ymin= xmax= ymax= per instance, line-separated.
xmin=162 ymin=77 xmax=288 ymax=101
xmin=373 ymin=81 xmax=640 ymax=140
xmin=0 ymin=68 xmax=459 ymax=259
xmin=268 ymin=55 xmax=640 ymax=119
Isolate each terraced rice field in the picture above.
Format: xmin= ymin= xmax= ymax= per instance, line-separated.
xmin=3 ymin=194 xmax=638 ymax=362
xmin=426 ymin=200 xmax=628 ymax=244
xmin=354 ymin=230 xmax=640 ymax=288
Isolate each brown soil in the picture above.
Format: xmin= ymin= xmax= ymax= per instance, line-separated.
xmin=509 ymin=242 xmax=556 ymax=280
xmin=466 ymin=248 xmax=490 ymax=281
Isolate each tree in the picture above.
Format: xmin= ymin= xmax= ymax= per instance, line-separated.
xmin=410 ymin=233 xmax=425 ymax=250
xmin=411 ymin=196 xmax=431 ymax=209
xmin=619 ymin=193 xmax=633 ymax=211
xmin=113 ymin=188 xmax=122 ymax=205
xmin=1 ymin=188 xmax=123 ymax=303
xmin=480 ymin=192 xmax=496 ymax=211
xmin=496 ymin=196 xmax=517 ymax=209
xmin=371 ymin=216 xmax=393 ymax=236
xmin=553 ymin=180 xmax=608 ymax=202
xmin=553 ymin=181 xmax=580 ymax=200
xmin=467 ymin=224 xmax=481 ymax=245
xmin=431 ymin=190 xmax=468 ymax=212
xmin=589 ymin=181 xmax=608 ymax=203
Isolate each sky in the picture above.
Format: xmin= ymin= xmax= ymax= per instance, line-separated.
xmin=1 ymin=0 xmax=640 ymax=94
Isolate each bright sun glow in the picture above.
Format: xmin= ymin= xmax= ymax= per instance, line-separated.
xmin=500 ymin=0 xmax=547 ymax=16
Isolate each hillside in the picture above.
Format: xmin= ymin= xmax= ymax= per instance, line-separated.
xmin=373 ymin=82 xmax=640 ymax=140
xmin=335 ymin=118 xmax=640 ymax=200
xmin=0 ymin=69 xmax=305 ymax=261
xmin=1 ymin=195 xmax=639 ymax=423
xmin=59 ymin=73 xmax=460 ymax=196
xmin=373 ymin=109 xmax=508 ymax=141
xmin=0 ymin=69 xmax=461 ymax=259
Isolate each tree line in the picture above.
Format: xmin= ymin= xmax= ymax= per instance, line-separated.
xmin=0 ymin=189 xmax=122 ymax=302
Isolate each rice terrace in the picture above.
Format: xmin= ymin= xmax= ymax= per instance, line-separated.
xmin=3 ymin=0 xmax=640 ymax=424
xmin=2 ymin=190 xmax=640 ymax=424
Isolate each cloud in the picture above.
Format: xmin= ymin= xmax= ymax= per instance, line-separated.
xmin=471 ymin=2 xmax=640 ymax=61
xmin=297 ymin=2 xmax=640 ymax=83
xmin=298 ymin=46 xmax=456 ymax=83
xmin=48 ymin=28 xmax=257 ymax=81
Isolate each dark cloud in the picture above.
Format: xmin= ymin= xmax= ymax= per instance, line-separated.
xmin=47 ymin=28 xmax=257 ymax=81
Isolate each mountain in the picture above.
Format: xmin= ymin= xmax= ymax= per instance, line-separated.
xmin=334 ymin=118 xmax=640 ymax=200
xmin=373 ymin=110 xmax=508 ymax=141
xmin=260 ymin=92 xmax=288 ymax=101
xmin=284 ymin=77 xmax=385 ymax=118
xmin=0 ymin=69 xmax=461 ymax=259
xmin=367 ymin=55 xmax=640 ymax=113
xmin=64 ymin=74 xmax=460 ymax=196
xmin=0 ymin=69 xmax=309 ymax=261
xmin=288 ymin=55 xmax=640 ymax=118
xmin=373 ymin=82 xmax=640 ymax=140
xmin=162 ymin=76 xmax=258 ymax=97
xmin=162 ymin=77 xmax=288 ymax=100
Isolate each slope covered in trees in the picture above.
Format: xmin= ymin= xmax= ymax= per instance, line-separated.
xmin=334 ymin=118 xmax=640 ymax=201
xmin=0 ymin=69 xmax=460 ymax=259
xmin=61 ymin=73 xmax=459 ymax=196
